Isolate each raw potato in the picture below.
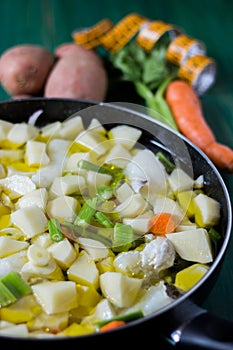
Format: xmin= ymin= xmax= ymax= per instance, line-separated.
xmin=55 ymin=42 xmax=87 ymax=58
xmin=44 ymin=43 xmax=108 ymax=102
xmin=0 ymin=44 xmax=54 ymax=95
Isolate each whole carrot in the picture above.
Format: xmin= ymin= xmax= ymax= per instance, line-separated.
xmin=165 ymin=80 xmax=233 ymax=172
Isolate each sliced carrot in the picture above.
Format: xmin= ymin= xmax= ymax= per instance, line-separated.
xmin=149 ymin=213 xmax=177 ymax=235
xmin=165 ymin=79 xmax=233 ymax=172
xmin=99 ymin=320 xmax=126 ymax=332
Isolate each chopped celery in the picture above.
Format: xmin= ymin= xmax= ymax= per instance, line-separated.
xmin=95 ymin=211 xmax=114 ymax=228
xmin=0 ymin=280 xmax=17 ymax=307
xmin=77 ymin=160 xmax=124 ymax=185
xmin=97 ymin=186 xmax=114 ymax=200
xmin=112 ymin=222 xmax=133 ymax=253
xmin=1 ymin=271 xmax=32 ymax=298
xmin=95 ymin=309 xmax=144 ymax=329
xmin=48 ymin=218 xmax=64 ymax=242
xmin=74 ymin=197 xmax=98 ymax=226
xmin=156 ymin=151 xmax=175 ymax=173
xmin=0 ymin=272 xmax=32 ymax=307
xmin=77 ymin=160 xmax=112 ymax=174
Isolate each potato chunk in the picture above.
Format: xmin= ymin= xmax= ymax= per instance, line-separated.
xmin=99 ymin=272 xmax=143 ymax=308
xmin=32 ymin=280 xmax=78 ymax=314
xmin=11 ymin=205 xmax=48 ymax=238
xmin=67 ymin=250 xmax=99 ymax=289
xmin=166 ymin=227 xmax=213 ymax=263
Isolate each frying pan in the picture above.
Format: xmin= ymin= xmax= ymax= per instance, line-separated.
xmin=0 ymin=97 xmax=232 ymax=350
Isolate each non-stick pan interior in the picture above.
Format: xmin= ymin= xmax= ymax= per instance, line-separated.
xmin=0 ymin=97 xmax=231 ymax=283
xmin=1 ymin=97 xmax=227 ymax=240
xmin=0 ymin=97 xmax=231 ymax=346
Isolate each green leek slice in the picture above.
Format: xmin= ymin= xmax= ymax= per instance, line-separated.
xmin=0 ymin=272 xmax=32 ymax=307
xmin=74 ymin=197 xmax=98 ymax=226
xmin=1 ymin=271 xmax=31 ymax=298
xmin=48 ymin=218 xmax=64 ymax=242
xmin=112 ymin=222 xmax=133 ymax=253
xmin=0 ymin=280 xmax=17 ymax=307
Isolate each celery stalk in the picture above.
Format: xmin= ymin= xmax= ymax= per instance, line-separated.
xmin=109 ymin=40 xmax=179 ymax=130
xmin=153 ymin=76 xmax=178 ymax=130
xmin=135 ymin=77 xmax=178 ymax=130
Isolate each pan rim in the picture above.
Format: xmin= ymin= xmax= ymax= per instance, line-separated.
xmin=0 ymin=97 xmax=231 ymax=341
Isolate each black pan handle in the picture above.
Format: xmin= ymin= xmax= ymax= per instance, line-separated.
xmin=175 ymin=311 xmax=233 ymax=350
xmin=161 ymin=299 xmax=233 ymax=350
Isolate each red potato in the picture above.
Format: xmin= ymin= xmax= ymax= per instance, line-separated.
xmin=44 ymin=44 xmax=108 ymax=102
xmin=0 ymin=44 xmax=54 ymax=96
xmin=54 ymin=42 xmax=90 ymax=58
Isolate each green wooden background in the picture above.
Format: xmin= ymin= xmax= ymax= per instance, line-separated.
xmin=0 ymin=0 xmax=233 ymax=339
